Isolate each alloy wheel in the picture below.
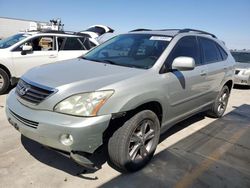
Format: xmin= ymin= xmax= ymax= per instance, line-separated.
xmin=128 ymin=119 xmax=156 ymax=162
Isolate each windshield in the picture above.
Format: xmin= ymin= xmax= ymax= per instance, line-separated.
xmin=231 ymin=52 xmax=250 ymax=63
xmin=83 ymin=34 xmax=171 ymax=69
xmin=0 ymin=34 xmax=28 ymax=49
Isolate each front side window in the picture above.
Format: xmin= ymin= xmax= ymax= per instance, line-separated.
xmin=0 ymin=34 xmax=28 ymax=49
xmin=13 ymin=36 xmax=55 ymax=51
xmin=165 ymin=36 xmax=199 ymax=69
xmin=84 ymin=34 xmax=170 ymax=69
xmin=200 ymin=37 xmax=222 ymax=64
xmin=62 ymin=37 xmax=84 ymax=50
xmin=231 ymin=52 xmax=250 ymax=63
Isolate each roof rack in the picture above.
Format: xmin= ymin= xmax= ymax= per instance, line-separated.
xmin=39 ymin=30 xmax=86 ymax=36
xmin=129 ymin=28 xmax=217 ymax=38
xmin=129 ymin=28 xmax=152 ymax=32
xmin=178 ymin=28 xmax=217 ymax=38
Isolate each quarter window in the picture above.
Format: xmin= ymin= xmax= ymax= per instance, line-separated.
xmin=200 ymin=37 xmax=222 ymax=64
xmin=217 ymin=45 xmax=228 ymax=61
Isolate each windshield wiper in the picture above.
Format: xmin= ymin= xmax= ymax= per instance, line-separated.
xmin=101 ymin=59 xmax=120 ymax=65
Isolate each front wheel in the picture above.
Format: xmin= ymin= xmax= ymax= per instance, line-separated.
xmin=108 ymin=110 xmax=160 ymax=172
xmin=0 ymin=68 xmax=10 ymax=95
xmin=207 ymin=85 xmax=230 ymax=118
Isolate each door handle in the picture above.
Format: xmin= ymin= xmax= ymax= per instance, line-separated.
xmin=200 ymin=71 xmax=207 ymax=76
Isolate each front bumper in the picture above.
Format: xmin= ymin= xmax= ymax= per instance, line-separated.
xmin=6 ymin=90 xmax=111 ymax=154
xmin=234 ymin=74 xmax=250 ymax=85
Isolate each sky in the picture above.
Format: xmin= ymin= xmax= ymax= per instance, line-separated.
xmin=0 ymin=0 xmax=250 ymax=49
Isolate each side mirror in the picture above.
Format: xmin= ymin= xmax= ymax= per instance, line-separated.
xmin=21 ymin=45 xmax=33 ymax=55
xmin=22 ymin=45 xmax=33 ymax=51
xmin=172 ymin=57 xmax=195 ymax=71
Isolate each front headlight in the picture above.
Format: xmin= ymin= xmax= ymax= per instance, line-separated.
xmin=54 ymin=90 xmax=114 ymax=117
xmin=242 ymin=69 xmax=250 ymax=75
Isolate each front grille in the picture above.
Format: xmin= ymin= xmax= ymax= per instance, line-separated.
xmin=16 ymin=79 xmax=55 ymax=104
xmin=9 ymin=109 xmax=39 ymax=129
xmin=235 ymin=70 xmax=240 ymax=75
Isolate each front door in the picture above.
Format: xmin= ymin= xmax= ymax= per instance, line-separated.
xmin=11 ymin=36 xmax=58 ymax=77
xmin=161 ymin=36 xmax=210 ymax=123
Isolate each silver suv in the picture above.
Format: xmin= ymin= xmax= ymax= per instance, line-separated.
xmin=6 ymin=29 xmax=235 ymax=172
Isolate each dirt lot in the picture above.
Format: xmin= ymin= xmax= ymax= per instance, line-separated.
xmin=0 ymin=86 xmax=250 ymax=188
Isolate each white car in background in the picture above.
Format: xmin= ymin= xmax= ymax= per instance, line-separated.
xmin=0 ymin=25 xmax=114 ymax=94
xmin=231 ymin=50 xmax=250 ymax=86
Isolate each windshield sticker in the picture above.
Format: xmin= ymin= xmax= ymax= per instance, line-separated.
xmin=150 ymin=36 xmax=172 ymax=41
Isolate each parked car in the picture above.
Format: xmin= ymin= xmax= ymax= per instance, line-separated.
xmin=231 ymin=51 xmax=250 ymax=86
xmin=6 ymin=28 xmax=235 ymax=172
xmin=0 ymin=25 xmax=114 ymax=94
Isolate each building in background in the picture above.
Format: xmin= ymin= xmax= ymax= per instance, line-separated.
xmin=0 ymin=17 xmax=48 ymax=39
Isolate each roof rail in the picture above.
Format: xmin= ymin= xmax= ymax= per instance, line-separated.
xmin=40 ymin=30 xmax=84 ymax=36
xmin=178 ymin=28 xmax=217 ymax=38
xmin=129 ymin=28 xmax=152 ymax=32
xmin=157 ymin=29 xmax=180 ymax=31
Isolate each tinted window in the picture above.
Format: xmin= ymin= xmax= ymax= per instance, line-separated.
xmin=57 ymin=37 xmax=66 ymax=50
xmin=63 ymin=37 xmax=84 ymax=50
xmin=166 ymin=36 xmax=199 ymax=68
xmin=89 ymin=41 xmax=97 ymax=48
xmin=79 ymin=37 xmax=91 ymax=50
xmin=200 ymin=37 xmax=222 ymax=64
xmin=217 ymin=45 xmax=228 ymax=60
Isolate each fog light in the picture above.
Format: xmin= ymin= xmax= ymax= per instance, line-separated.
xmin=60 ymin=134 xmax=73 ymax=146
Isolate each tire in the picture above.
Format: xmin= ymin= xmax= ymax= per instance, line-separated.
xmin=207 ymin=85 xmax=230 ymax=118
xmin=0 ymin=68 xmax=10 ymax=95
xmin=108 ymin=110 xmax=160 ymax=172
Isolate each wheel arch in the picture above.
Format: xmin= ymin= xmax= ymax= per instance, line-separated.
xmin=0 ymin=64 xmax=11 ymax=78
xmin=103 ymin=100 xmax=164 ymax=143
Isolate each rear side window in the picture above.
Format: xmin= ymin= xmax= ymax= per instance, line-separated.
xmin=199 ymin=37 xmax=222 ymax=64
xmin=62 ymin=37 xmax=84 ymax=50
xmin=166 ymin=36 xmax=199 ymax=68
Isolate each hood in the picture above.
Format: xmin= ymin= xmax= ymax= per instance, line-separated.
xmin=235 ymin=62 xmax=250 ymax=69
xmin=22 ymin=58 xmax=145 ymax=91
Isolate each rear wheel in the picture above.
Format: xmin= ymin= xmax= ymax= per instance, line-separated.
xmin=0 ymin=68 xmax=10 ymax=95
xmin=108 ymin=110 xmax=160 ymax=172
xmin=207 ymin=85 xmax=230 ymax=118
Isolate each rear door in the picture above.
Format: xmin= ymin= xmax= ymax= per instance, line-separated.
xmin=11 ymin=35 xmax=58 ymax=77
xmin=198 ymin=37 xmax=227 ymax=101
xmin=162 ymin=36 xmax=210 ymax=120
xmin=57 ymin=36 xmax=88 ymax=61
